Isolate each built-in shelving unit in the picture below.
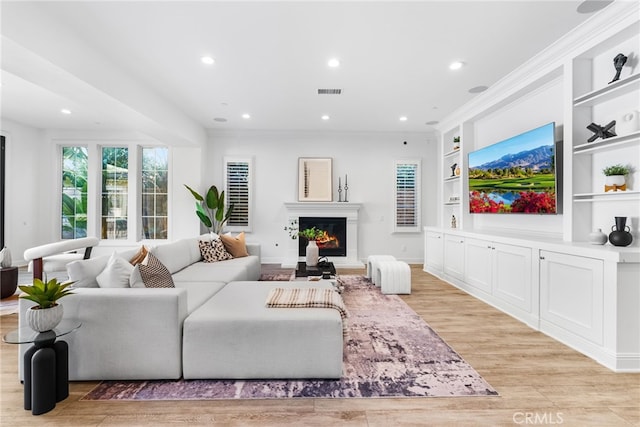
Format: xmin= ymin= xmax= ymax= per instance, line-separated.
xmin=427 ymin=3 xmax=640 ymax=373
xmin=570 ymin=18 xmax=640 ymax=241
xmin=573 ymin=73 xmax=640 ymax=106
xmin=573 ymin=130 xmax=640 ymax=154
xmin=574 ymin=190 xmax=640 ymax=202
xmin=440 ymin=127 xmax=463 ymax=230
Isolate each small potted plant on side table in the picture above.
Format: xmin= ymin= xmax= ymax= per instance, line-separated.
xmin=602 ymin=164 xmax=630 ymax=192
xmin=19 ymin=278 xmax=74 ymax=332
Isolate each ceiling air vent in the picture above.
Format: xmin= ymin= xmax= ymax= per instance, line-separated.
xmin=317 ymin=88 xmax=342 ymax=95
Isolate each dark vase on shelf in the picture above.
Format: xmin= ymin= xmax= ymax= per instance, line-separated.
xmin=608 ymin=216 xmax=633 ymax=247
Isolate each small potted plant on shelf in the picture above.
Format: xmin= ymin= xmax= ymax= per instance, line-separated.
xmin=453 ymin=136 xmax=461 ymax=150
xmin=602 ymin=164 xmax=631 ymax=192
xmin=19 ymin=278 xmax=74 ymax=332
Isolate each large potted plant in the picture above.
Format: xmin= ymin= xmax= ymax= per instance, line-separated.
xmin=19 ymin=278 xmax=74 ymax=332
xmin=184 ymin=184 xmax=234 ymax=234
xmin=602 ymin=164 xmax=630 ymax=191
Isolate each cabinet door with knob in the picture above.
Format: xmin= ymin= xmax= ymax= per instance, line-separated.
xmin=443 ymin=234 xmax=465 ymax=281
xmin=465 ymin=238 xmax=533 ymax=310
xmin=539 ymin=250 xmax=604 ymax=345
xmin=464 ymin=237 xmax=493 ymax=294
xmin=492 ymin=242 xmax=533 ymax=313
xmin=424 ymin=231 xmax=444 ymax=274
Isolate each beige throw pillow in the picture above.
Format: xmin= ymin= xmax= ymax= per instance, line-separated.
xmin=220 ymin=232 xmax=250 ymax=258
xmin=129 ymin=245 xmax=148 ymax=266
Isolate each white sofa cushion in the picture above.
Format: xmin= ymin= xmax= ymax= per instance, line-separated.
xmin=176 ymin=281 xmax=227 ymax=314
xmin=67 ymin=255 xmax=110 ymax=288
xmin=151 ymin=238 xmax=201 ymax=274
xmin=182 ymin=281 xmax=343 ymax=379
xmin=66 ymin=248 xmax=138 ymax=288
xmin=96 ymin=253 xmax=134 ymax=288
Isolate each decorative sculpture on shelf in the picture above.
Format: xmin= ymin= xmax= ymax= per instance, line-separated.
xmin=587 ymin=121 xmax=616 ymax=142
xmin=608 ymin=53 xmax=627 ymax=84
xmin=338 ymin=177 xmax=343 ymax=202
xmin=450 ymin=163 xmax=457 ymax=177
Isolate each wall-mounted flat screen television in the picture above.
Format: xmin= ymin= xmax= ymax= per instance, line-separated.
xmin=468 ymin=122 xmax=557 ymax=214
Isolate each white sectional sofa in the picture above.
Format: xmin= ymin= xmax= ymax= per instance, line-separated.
xmin=18 ymin=236 xmax=344 ymax=381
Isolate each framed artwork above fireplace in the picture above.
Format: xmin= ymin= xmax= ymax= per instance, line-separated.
xmin=298 ymin=157 xmax=332 ymax=202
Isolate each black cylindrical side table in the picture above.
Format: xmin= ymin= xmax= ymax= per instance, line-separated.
xmin=0 ymin=266 xmax=18 ymax=299
xmin=3 ymin=321 xmax=81 ymax=415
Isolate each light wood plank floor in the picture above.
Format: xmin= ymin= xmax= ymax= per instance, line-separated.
xmin=1 ymin=265 xmax=638 ymax=426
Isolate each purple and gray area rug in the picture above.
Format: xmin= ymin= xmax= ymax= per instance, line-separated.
xmin=82 ymin=275 xmax=498 ymax=400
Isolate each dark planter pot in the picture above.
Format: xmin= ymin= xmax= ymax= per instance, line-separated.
xmin=609 ymin=216 xmax=633 ymax=247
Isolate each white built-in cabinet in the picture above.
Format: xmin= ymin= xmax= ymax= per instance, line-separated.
xmin=443 ymin=233 xmax=464 ymax=281
xmin=424 ymin=226 xmax=639 ymax=372
xmin=424 ymin=3 xmax=639 ymax=372
xmin=539 ymin=251 xmax=604 ymax=345
xmin=465 ymin=238 xmax=533 ymax=320
xmin=423 ymin=230 xmax=443 ymax=273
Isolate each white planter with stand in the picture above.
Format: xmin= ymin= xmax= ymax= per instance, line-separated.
xmin=27 ymin=304 xmax=64 ymax=332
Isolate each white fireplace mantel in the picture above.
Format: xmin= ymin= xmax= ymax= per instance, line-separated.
xmin=283 ymin=202 xmax=364 ymax=268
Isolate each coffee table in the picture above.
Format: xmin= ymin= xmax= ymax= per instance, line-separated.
xmin=295 ymin=261 xmax=336 ymax=278
xmin=3 ymin=320 xmax=81 ymax=415
xmin=295 ymin=261 xmax=343 ymax=293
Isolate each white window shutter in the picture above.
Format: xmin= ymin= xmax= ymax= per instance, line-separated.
xmin=224 ymin=157 xmax=253 ymax=232
xmin=394 ymin=160 xmax=421 ymax=233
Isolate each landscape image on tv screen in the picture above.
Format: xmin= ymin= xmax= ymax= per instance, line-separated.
xmin=468 ymin=122 xmax=557 ymax=214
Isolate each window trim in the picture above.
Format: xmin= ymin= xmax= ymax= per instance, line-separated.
xmin=223 ymin=156 xmax=253 ymax=233
xmin=393 ymin=159 xmax=421 ymax=233
xmin=140 ymin=146 xmax=169 ymax=240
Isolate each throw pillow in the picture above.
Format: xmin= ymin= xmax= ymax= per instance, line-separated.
xmin=138 ymin=253 xmax=175 ymax=288
xmin=96 ymin=253 xmax=134 ymax=288
xmin=129 ymin=245 xmax=148 ymax=266
xmin=198 ymin=239 xmax=233 ymax=263
xmin=66 ymin=255 xmax=111 ymax=288
xmin=220 ymin=231 xmax=250 ymax=258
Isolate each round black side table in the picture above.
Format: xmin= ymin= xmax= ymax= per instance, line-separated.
xmin=3 ymin=320 xmax=81 ymax=415
xmin=0 ymin=266 xmax=18 ymax=299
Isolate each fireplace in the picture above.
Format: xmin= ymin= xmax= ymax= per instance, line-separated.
xmin=298 ymin=217 xmax=347 ymax=257
xmin=283 ymin=202 xmax=362 ymax=268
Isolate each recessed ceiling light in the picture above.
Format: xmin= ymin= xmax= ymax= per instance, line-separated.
xmin=201 ymin=56 xmax=215 ymax=65
xmin=577 ymin=1 xmax=613 ymax=14
xmin=321 ymin=115 xmax=330 ymax=121
xmin=449 ymin=61 xmax=464 ymax=70
xmin=328 ymin=58 xmax=340 ymax=68
xmin=60 ymin=109 xmax=71 ymax=115
xmin=468 ymin=85 xmax=489 ymax=93
xmin=242 ymin=113 xmax=251 ymax=119
xmin=399 ymin=116 xmax=408 ymax=122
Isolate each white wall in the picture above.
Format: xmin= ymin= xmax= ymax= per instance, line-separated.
xmin=1 ymin=121 xmax=438 ymax=265
xmin=0 ymin=124 xmax=204 ymax=263
xmin=469 ymin=78 xmax=565 ymax=236
xmin=206 ymin=130 xmax=438 ymax=264
xmin=0 ymin=119 xmax=47 ymax=263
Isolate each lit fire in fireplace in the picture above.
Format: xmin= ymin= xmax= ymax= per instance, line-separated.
xmin=316 ymin=230 xmax=339 ymax=249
